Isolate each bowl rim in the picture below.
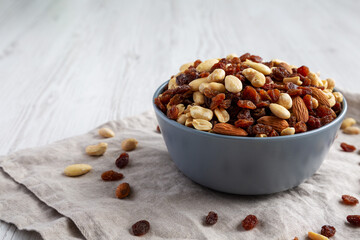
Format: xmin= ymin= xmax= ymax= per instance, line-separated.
xmin=152 ymin=80 xmax=348 ymax=141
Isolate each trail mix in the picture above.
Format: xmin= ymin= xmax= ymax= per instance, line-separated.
xmin=154 ymin=53 xmax=344 ymax=137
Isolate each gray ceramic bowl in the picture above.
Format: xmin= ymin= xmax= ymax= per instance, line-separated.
xmin=153 ymin=81 xmax=347 ymax=195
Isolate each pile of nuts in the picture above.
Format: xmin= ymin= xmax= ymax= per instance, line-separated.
xmin=155 ymin=53 xmax=344 ymax=137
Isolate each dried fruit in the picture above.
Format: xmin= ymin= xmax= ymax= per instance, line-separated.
xmin=116 ymin=153 xmax=129 ymax=168
xmin=340 ymin=142 xmax=356 ymax=152
xmin=321 ymin=225 xmax=336 ymax=238
xmin=342 ymin=195 xmax=359 ymax=205
xmin=210 ymin=93 xmax=226 ymax=110
xmin=121 ymin=138 xmax=138 ymax=151
xmin=98 ymin=127 xmax=115 ymax=138
xmin=347 ymin=215 xmax=360 ymax=227
xmin=241 ymin=215 xmax=258 ymax=230
xmin=167 ymin=105 xmax=179 ymax=120
xmin=64 ymin=164 xmax=92 ymax=177
xmin=116 ymin=182 xmax=130 ymax=199
xmin=101 ymin=170 xmax=123 ymax=181
xmin=132 ymin=220 xmax=150 ymax=236
xmin=297 ymin=65 xmax=309 ymax=76
xmin=156 ymin=125 xmax=161 ymax=133
xmin=294 ymin=121 xmax=307 ymax=133
xmin=205 ymin=211 xmax=218 ymax=225
xmin=85 ymin=142 xmax=108 ymax=156
xmin=237 ymin=100 xmax=256 ymax=109
xmin=234 ymin=118 xmax=254 ymax=128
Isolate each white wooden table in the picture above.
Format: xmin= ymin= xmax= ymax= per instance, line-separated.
xmin=1 ymin=0 xmax=359 ymax=239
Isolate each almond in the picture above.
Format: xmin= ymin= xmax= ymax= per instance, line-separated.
xmin=292 ymin=96 xmax=309 ymax=123
xmin=213 ymin=123 xmax=248 ymax=136
xmin=257 ymin=116 xmax=289 ymax=132
xmin=310 ymin=87 xmax=330 ymax=107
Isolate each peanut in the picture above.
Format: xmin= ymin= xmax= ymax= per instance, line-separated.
xmin=185 ymin=117 xmax=193 ymax=127
xmin=283 ymin=76 xmax=302 ymax=85
xmin=341 ymin=117 xmax=356 ymax=129
xmin=199 ymin=82 xmax=225 ymax=93
xmin=242 ymin=68 xmax=266 ymax=87
xmin=176 ymin=104 xmax=185 ymax=116
xmin=193 ymin=91 xmax=205 ymax=105
xmin=271 ymin=59 xmax=285 ymax=65
xmin=86 ymin=142 xmax=108 ymax=156
xmin=196 ymin=59 xmax=219 ymax=72
xmin=192 ymin=119 xmax=212 ymax=131
xmin=326 ymin=92 xmax=336 ymax=107
xmin=308 ymin=231 xmax=329 ymax=240
xmin=207 ymin=69 xmax=225 ymax=82
xmin=256 ymin=134 xmax=267 ymax=137
xmin=326 ymin=78 xmax=335 ymax=90
xmin=311 ymin=97 xmax=319 ymax=109
xmin=269 ymin=103 xmax=291 ymax=119
xmin=333 ymin=92 xmax=343 ymax=102
xmin=190 ymin=106 xmax=213 ymax=121
xmin=64 ymin=164 xmax=92 ymax=177
xmin=98 ymin=127 xmax=115 ymax=138
xmin=177 ymin=114 xmax=188 ymax=125
xmin=214 ymin=108 xmax=230 ymax=123
xmin=168 ymin=77 xmax=178 ymax=89
xmin=121 ymin=138 xmax=138 ymax=151
xmin=179 ymin=62 xmax=193 ymax=72
xmin=244 ymin=59 xmax=271 ymax=75
xmin=281 ymin=127 xmax=295 ymax=136
xmin=225 ymin=75 xmax=243 ymax=93
xmin=343 ymin=126 xmax=360 ymax=135
xmin=188 ymin=77 xmax=208 ymax=91
xmin=226 ymin=53 xmax=238 ymax=60
xmin=308 ymin=72 xmax=323 ymax=86
xmin=277 ymin=93 xmax=293 ymax=109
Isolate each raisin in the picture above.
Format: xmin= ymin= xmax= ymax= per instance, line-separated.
xmin=154 ymin=97 xmax=166 ymax=113
xmin=249 ymin=55 xmax=263 ymax=63
xmin=194 ymin=59 xmax=202 ymax=68
xmin=132 ymin=220 xmax=150 ymax=236
xmin=340 ymin=142 xmax=356 ymax=152
xmin=303 ymin=95 xmax=313 ymax=110
xmin=210 ymin=93 xmax=225 ymax=110
xmin=242 ymin=86 xmax=260 ymax=103
xmin=321 ymin=115 xmax=334 ymax=125
xmin=205 ymin=211 xmax=218 ymax=225
xmin=115 ymin=182 xmax=130 ymax=199
xmin=219 ymin=99 xmax=231 ymax=109
xmin=272 ymin=67 xmax=290 ymax=81
xmin=307 ymin=115 xmax=322 ymax=130
xmin=237 ymin=109 xmax=251 ymax=119
xmin=332 ymin=102 xmax=342 ymax=113
xmin=285 ymin=82 xmax=298 ymax=90
xmin=252 ymin=124 xmax=273 ymax=135
xmin=116 ymin=153 xmax=129 ymax=168
xmin=267 ymin=89 xmax=280 ymax=102
xmin=287 ymin=89 xmax=303 ymax=97
xmin=200 ymin=72 xmax=210 ymax=78
xmin=321 ymin=225 xmax=336 ymax=238
xmin=297 ymin=65 xmax=309 ymax=77
xmin=316 ymin=105 xmax=335 ymax=118
xmin=176 ymin=68 xmax=198 ymax=85
xmin=156 ymin=125 xmax=161 ymax=133
xmin=256 ymin=101 xmax=270 ymax=108
xmin=241 ymin=215 xmax=258 ymax=230
xmin=268 ymin=129 xmax=279 ymax=137
xmin=210 ymin=62 xmax=226 ymax=72
xmin=101 ymin=170 xmax=123 ymax=181
xmin=347 ymin=215 xmax=360 ymax=227
xmin=237 ymin=100 xmax=256 ymax=109
xmin=259 ymin=89 xmax=271 ymax=101
xmin=252 ymin=108 xmax=266 ymax=119
xmin=167 ymin=105 xmax=179 ymax=120
xmin=168 ymin=94 xmax=183 ymax=106
xmin=240 ymin=53 xmax=251 ymax=62
xmin=302 ymin=77 xmax=311 ymax=86
xmin=294 ymin=121 xmax=307 ymax=133
xmin=342 ymin=195 xmax=359 ymax=205
xmin=235 ymin=118 xmax=254 ymax=128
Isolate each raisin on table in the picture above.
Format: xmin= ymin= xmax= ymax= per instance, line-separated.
xmin=101 ymin=170 xmax=123 ymax=181
xmin=347 ymin=215 xmax=360 ymax=227
xmin=340 ymin=142 xmax=356 ymax=152
xmin=116 ymin=153 xmax=129 ymax=168
xmin=241 ymin=215 xmax=258 ymax=230
xmin=342 ymin=195 xmax=359 ymax=205
xmin=205 ymin=211 xmax=218 ymax=225
xmin=321 ymin=225 xmax=336 ymax=238
xmin=132 ymin=220 xmax=150 ymax=236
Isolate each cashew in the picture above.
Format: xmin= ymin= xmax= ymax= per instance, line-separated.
xmin=343 ymin=126 xmax=360 ymax=135
xmin=283 ymin=76 xmax=302 ymax=85
xmin=214 ymin=108 xmax=230 ymax=123
xmin=193 ymin=91 xmax=205 ymax=105
xmin=333 ymin=92 xmax=343 ymax=102
xmin=311 ymin=97 xmax=319 ymax=109
xmin=326 ymin=92 xmax=336 ymax=107
xmin=226 ymin=53 xmax=238 ymax=60
xmin=277 ymin=93 xmax=293 ymax=109
xmin=326 ymin=78 xmax=335 ymax=90
xmin=98 ymin=128 xmax=115 ymax=138
xmin=196 ymin=59 xmax=219 ymax=72
xmin=199 ymin=82 xmax=225 ymax=93
xmin=168 ymin=77 xmax=178 ymax=89
xmin=281 ymin=127 xmax=295 ymax=136
xmin=225 ymin=75 xmax=243 ymax=93
xmin=269 ymin=103 xmax=291 ymax=119
xmin=308 ymin=231 xmax=329 ymax=240
xmin=188 ymin=77 xmax=209 ymax=91
xmin=177 ymin=114 xmax=188 ymax=125
xmin=308 ymin=72 xmax=323 ymax=86
xmin=242 ymin=68 xmax=266 ymax=87
xmin=192 ymin=119 xmax=212 ymax=131
xmin=179 ymin=62 xmax=193 ymax=72
xmin=341 ymin=117 xmax=356 ymax=129
xmin=121 ymin=138 xmax=138 ymax=151
xmin=271 ymin=59 xmax=285 ymax=65
xmin=86 ymin=142 xmax=108 ymax=156
xmin=244 ymin=59 xmax=272 ymax=75
xmin=64 ymin=164 xmax=92 ymax=177
xmin=207 ymin=69 xmax=225 ymax=82
xmin=176 ymin=104 xmax=185 ymax=116
xmin=185 ymin=117 xmax=193 ymax=127
xmin=190 ymin=106 xmax=213 ymax=121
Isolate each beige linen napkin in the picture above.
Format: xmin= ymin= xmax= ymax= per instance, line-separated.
xmin=1 ymin=92 xmax=360 ymax=240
